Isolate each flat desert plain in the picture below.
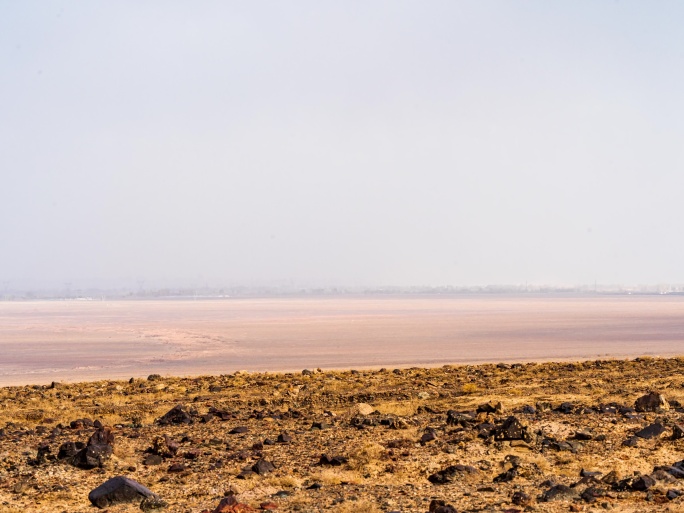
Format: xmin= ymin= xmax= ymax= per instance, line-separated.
xmin=1 ymin=295 xmax=683 ymax=386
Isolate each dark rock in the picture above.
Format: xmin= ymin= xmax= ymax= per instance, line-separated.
xmin=421 ymin=428 xmax=438 ymax=444
xmin=635 ymin=423 xmax=666 ymax=439
xmin=555 ymin=402 xmax=575 ymax=414
xmin=213 ymin=496 xmax=254 ymax=512
xmin=58 ymin=441 xmax=85 ymax=460
xmin=667 ymin=489 xmax=682 ymax=500
xmin=573 ymin=430 xmax=594 ymax=440
xmin=311 ymin=421 xmax=331 ymax=430
xmin=79 ymin=443 xmax=113 ymax=469
xmin=429 ymin=499 xmax=458 ymax=512
xmin=541 ymin=439 xmax=579 ymax=453
xmin=541 ymin=484 xmax=578 ymax=502
xmin=476 ymin=423 xmax=496 ymax=438
xmin=535 ymin=401 xmax=552 ymax=412
xmin=652 ymin=469 xmax=677 ymax=483
xmin=632 ymin=475 xmax=656 ymax=491
xmin=252 ymin=458 xmax=275 ymax=475
xmin=88 ymin=476 xmax=159 ymax=508
xmin=598 ymin=404 xmax=619 ymax=414
xmin=580 ymin=469 xmax=602 ymax=478
xmin=580 ymin=486 xmax=606 ymax=503
xmin=493 ymin=467 xmax=517 ymax=483
xmin=601 ymin=470 xmax=621 ymax=486
xmin=183 ymin=448 xmax=200 ymax=460
xmin=147 ymin=374 xmax=162 ymax=381
xmin=428 ymin=464 xmax=478 ymax=484
xmin=511 ymin=491 xmax=532 ymax=506
xmin=89 ymin=427 xmax=115 ymax=447
xmin=229 ymin=426 xmax=249 ymax=434
xmin=70 ymin=418 xmax=94 ymax=429
xmin=663 ymin=465 xmax=684 ymax=479
xmin=143 ymin=454 xmax=163 ymax=466
xmin=446 ymin=410 xmax=474 ymax=427
xmin=622 ymin=436 xmax=640 ymax=447
xmin=476 ymin=402 xmax=497 ymax=413
xmin=635 ymin=392 xmax=669 ymax=412
xmin=521 ymin=405 xmax=536 ymax=414
xmin=319 ymin=454 xmax=347 ymax=466
xmin=167 ymin=463 xmax=185 ymax=473
xmin=494 ymin=416 xmax=531 ymax=442
xmin=307 ymin=483 xmax=322 ymax=490
xmin=35 ymin=443 xmax=51 ymax=464
xmin=672 ymin=424 xmax=684 ymax=440
xmin=156 ymin=405 xmax=193 ymax=426
xmin=277 ymin=432 xmax=292 ymax=443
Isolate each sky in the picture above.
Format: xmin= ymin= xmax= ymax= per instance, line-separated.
xmin=2 ymin=1 xmax=684 ymax=291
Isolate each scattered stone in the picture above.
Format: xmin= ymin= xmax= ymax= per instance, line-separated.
xmin=88 ymin=476 xmax=159 ymax=508
xmin=667 ymin=489 xmax=683 ymax=500
xmin=252 ymin=459 xmax=275 ymax=475
xmin=230 ymin=426 xmax=249 ymax=434
xmin=213 ymin=496 xmax=255 ymax=512
xmin=632 ymin=474 xmax=656 ymax=491
xmin=140 ymin=496 xmax=168 ymax=511
xmin=277 ymin=432 xmax=292 ymax=443
xmin=167 ymin=462 xmax=185 ymax=472
xmin=428 ymin=499 xmax=458 ymax=513
xmin=494 ymin=416 xmax=531 ymax=442
xmin=580 ymin=486 xmax=607 ymax=503
xmin=635 ymin=392 xmax=669 ymax=412
xmin=70 ymin=418 xmax=94 ymax=429
xmin=622 ymin=436 xmax=640 ymax=447
xmin=319 ymin=454 xmax=347 ymax=466
xmin=421 ymin=427 xmax=438 ymax=444
xmin=635 ymin=422 xmax=667 ymax=439
xmin=672 ymin=424 xmax=684 ymax=440
xmin=541 ymin=484 xmax=578 ymax=502
xmin=156 ymin=405 xmax=193 ymax=425
xmin=428 ymin=464 xmax=478 ymax=484
xmin=144 ymin=454 xmax=163 ymax=466
xmin=511 ymin=491 xmax=532 ymax=506
xmin=573 ymin=429 xmax=594 ymax=440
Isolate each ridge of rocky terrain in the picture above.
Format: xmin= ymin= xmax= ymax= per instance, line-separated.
xmin=1 ymin=357 xmax=684 ymax=512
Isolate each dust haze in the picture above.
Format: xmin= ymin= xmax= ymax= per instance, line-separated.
xmin=2 ymin=2 xmax=684 ymax=291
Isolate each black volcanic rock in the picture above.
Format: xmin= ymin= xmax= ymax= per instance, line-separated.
xmin=88 ymin=476 xmax=159 ymax=508
xmin=156 ymin=405 xmax=193 ymax=425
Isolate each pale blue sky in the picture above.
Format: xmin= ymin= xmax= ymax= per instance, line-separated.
xmin=2 ymin=1 xmax=683 ymax=289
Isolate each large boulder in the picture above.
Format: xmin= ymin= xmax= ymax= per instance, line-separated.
xmin=88 ymin=476 xmax=159 ymax=508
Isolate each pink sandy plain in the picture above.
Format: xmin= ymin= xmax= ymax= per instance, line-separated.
xmin=0 ymin=295 xmax=683 ymax=386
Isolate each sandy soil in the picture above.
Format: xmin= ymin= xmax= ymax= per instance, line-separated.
xmin=1 ymin=295 xmax=683 ymax=386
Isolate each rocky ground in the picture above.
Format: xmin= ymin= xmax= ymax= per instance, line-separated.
xmin=1 ymin=357 xmax=684 ymax=513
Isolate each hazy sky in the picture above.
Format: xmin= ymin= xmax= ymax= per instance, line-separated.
xmin=2 ymin=1 xmax=684 ymax=290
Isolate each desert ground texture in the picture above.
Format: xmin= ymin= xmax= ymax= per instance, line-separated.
xmin=1 ymin=357 xmax=684 ymax=512
xmin=1 ymin=295 xmax=684 ymax=386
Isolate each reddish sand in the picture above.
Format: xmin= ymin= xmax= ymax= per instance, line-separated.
xmin=1 ymin=295 xmax=683 ymax=386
